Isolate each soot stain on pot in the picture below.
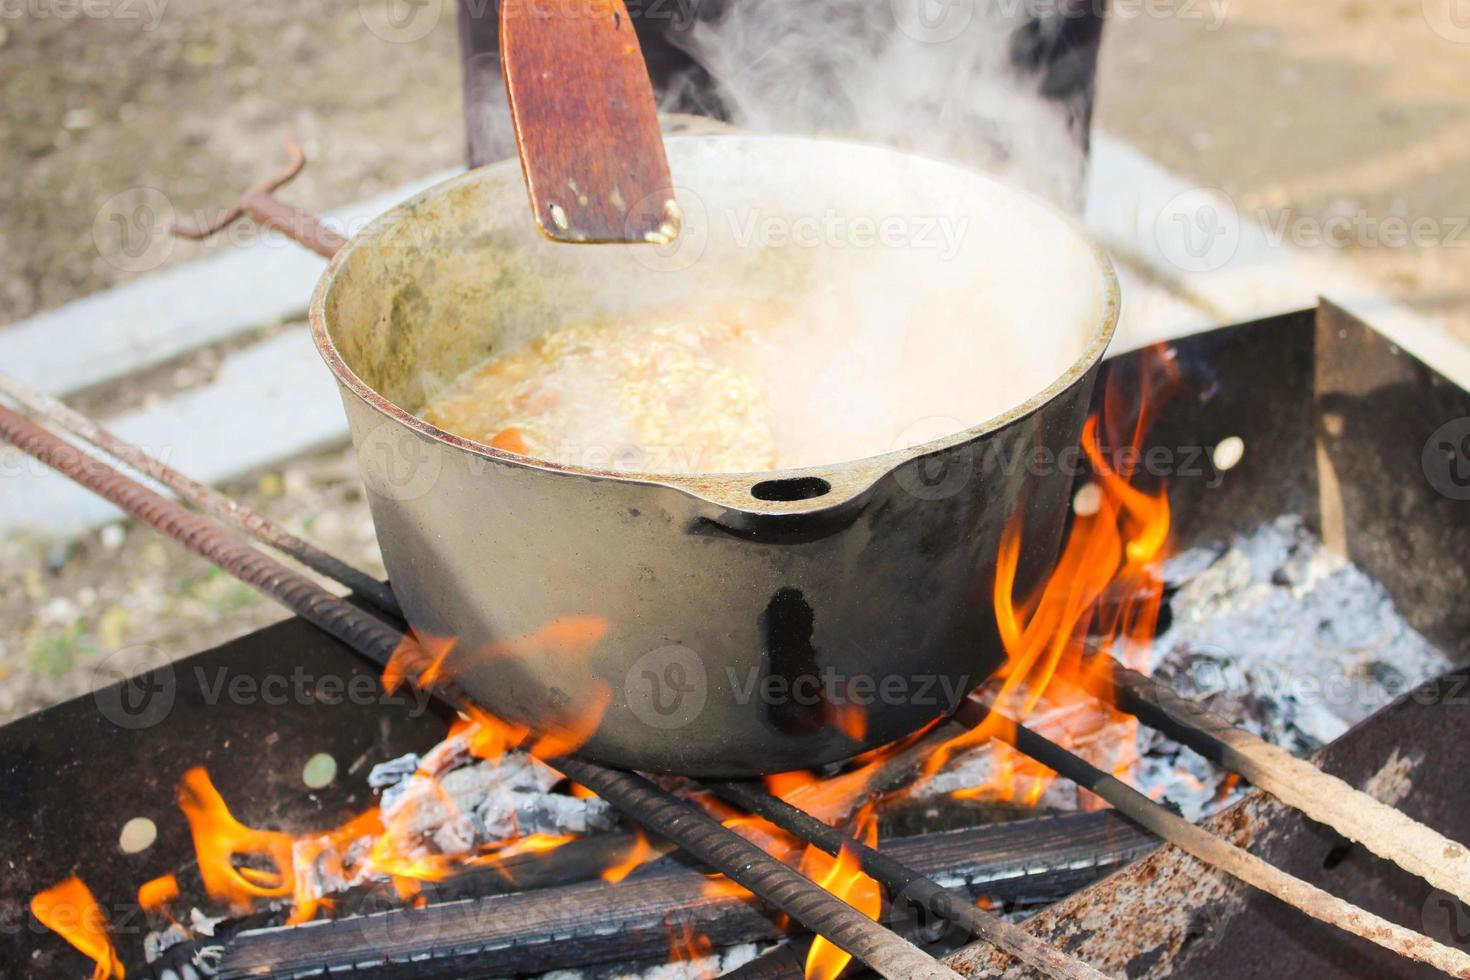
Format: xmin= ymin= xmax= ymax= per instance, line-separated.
xmin=759 ymin=588 xmax=835 ymax=737
xmin=386 ymin=281 xmax=430 ymax=366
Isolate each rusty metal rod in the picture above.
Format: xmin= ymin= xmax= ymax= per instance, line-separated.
xmin=171 ymin=136 xmax=347 ymax=259
xmin=1076 ymin=655 xmax=1470 ymax=909
xmin=554 ymin=761 xmax=963 ymax=980
xmin=706 ymin=780 xmax=1105 ymax=980
xmin=982 ymin=707 xmax=1470 ymax=978
xmin=0 ymin=403 xmax=960 ymax=980
xmin=0 ymin=373 xmax=401 ymax=619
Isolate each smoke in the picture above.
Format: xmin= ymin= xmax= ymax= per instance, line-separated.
xmin=663 ymin=0 xmax=1101 ymax=211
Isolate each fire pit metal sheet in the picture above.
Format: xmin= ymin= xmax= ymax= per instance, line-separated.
xmin=0 ymin=612 xmax=452 ymax=978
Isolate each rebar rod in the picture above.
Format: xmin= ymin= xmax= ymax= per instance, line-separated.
xmin=0 ymin=403 xmax=960 ymax=980
xmin=985 ymin=708 xmax=1470 ymax=978
xmin=555 ymin=761 xmax=963 ymax=980
xmin=707 ymin=780 xmax=1106 ymax=980
xmin=1077 ymin=655 xmax=1470 ymax=908
xmin=0 ymin=373 xmax=401 ymax=618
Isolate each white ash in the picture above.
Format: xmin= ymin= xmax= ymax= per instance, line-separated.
xmin=1135 ymin=515 xmax=1450 ymax=819
xmin=920 ymin=700 xmax=1134 ymax=814
xmin=144 ymin=923 xmax=190 ymax=963
xmin=521 ymin=942 xmax=762 ymax=980
xmin=368 ymin=749 xmax=616 ymax=852
xmin=291 ymin=747 xmax=616 ymax=910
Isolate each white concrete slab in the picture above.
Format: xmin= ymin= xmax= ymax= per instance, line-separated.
xmin=0 ymin=173 xmax=455 ymax=398
xmin=0 ymin=327 xmax=345 ymax=536
xmin=1086 ymin=134 xmax=1470 ymax=386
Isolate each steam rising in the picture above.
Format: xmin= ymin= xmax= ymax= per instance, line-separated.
xmin=665 ymin=0 xmax=1094 ymax=210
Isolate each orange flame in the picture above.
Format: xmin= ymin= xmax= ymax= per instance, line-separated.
xmin=831 ymin=701 xmax=868 ymax=742
xmin=948 ymin=348 xmax=1178 ymax=803
xmin=384 ymin=618 xmax=612 ymax=762
xmin=178 ymin=766 xmax=297 ymax=912
xmin=30 ymin=877 xmax=125 ymax=980
xmin=174 ymin=760 xmax=586 ymax=928
xmin=758 ymin=349 xmax=1179 ymax=822
xmin=601 ymin=830 xmax=652 ymax=884
xmin=803 ymin=806 xmax=880 ymax=980
xmin=137 ymin=874 xmax=180 ymax=918
xmin=667 ymin=918 xmax=716 ymax=976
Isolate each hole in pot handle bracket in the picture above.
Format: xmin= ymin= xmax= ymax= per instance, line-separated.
xmin=750 ymin=476 xmax=832 ymax=502
xmin=674 ymin=459 xmax=890 ymax=526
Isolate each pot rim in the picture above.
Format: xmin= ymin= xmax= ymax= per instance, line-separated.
xmin=309 ymin=133 xmax=1120 ymax=516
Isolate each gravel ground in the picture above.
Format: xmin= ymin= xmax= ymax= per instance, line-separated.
xmin=0 ymin=444 xmax=384 ymax=724
xmin=2 ymin=1 xmax=1467 ymax=722
xmin=0 ymin=0 xmax=463 ymax=323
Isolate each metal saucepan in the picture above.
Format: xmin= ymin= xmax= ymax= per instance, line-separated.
xmin=307 ymin=134 xmax=1118 ymax=776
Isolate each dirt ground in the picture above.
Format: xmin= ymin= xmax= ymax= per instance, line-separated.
xmin=0 ymin=0 xmax=1467 ymax=721
xmin=1097 ymin=0 xmax=1470 ymax=338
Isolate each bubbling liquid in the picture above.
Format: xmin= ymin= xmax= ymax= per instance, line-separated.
xmin=422 ymin=292 xmax=1056 ymax=476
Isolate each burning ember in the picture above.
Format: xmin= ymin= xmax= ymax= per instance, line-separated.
xmin=666 ymin=918 xmax=717 ymax=977
xmin=31 ymin=353 xmax=1186 ymax=979
xmin=801 ymin=806 xmax=881 ymax=980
